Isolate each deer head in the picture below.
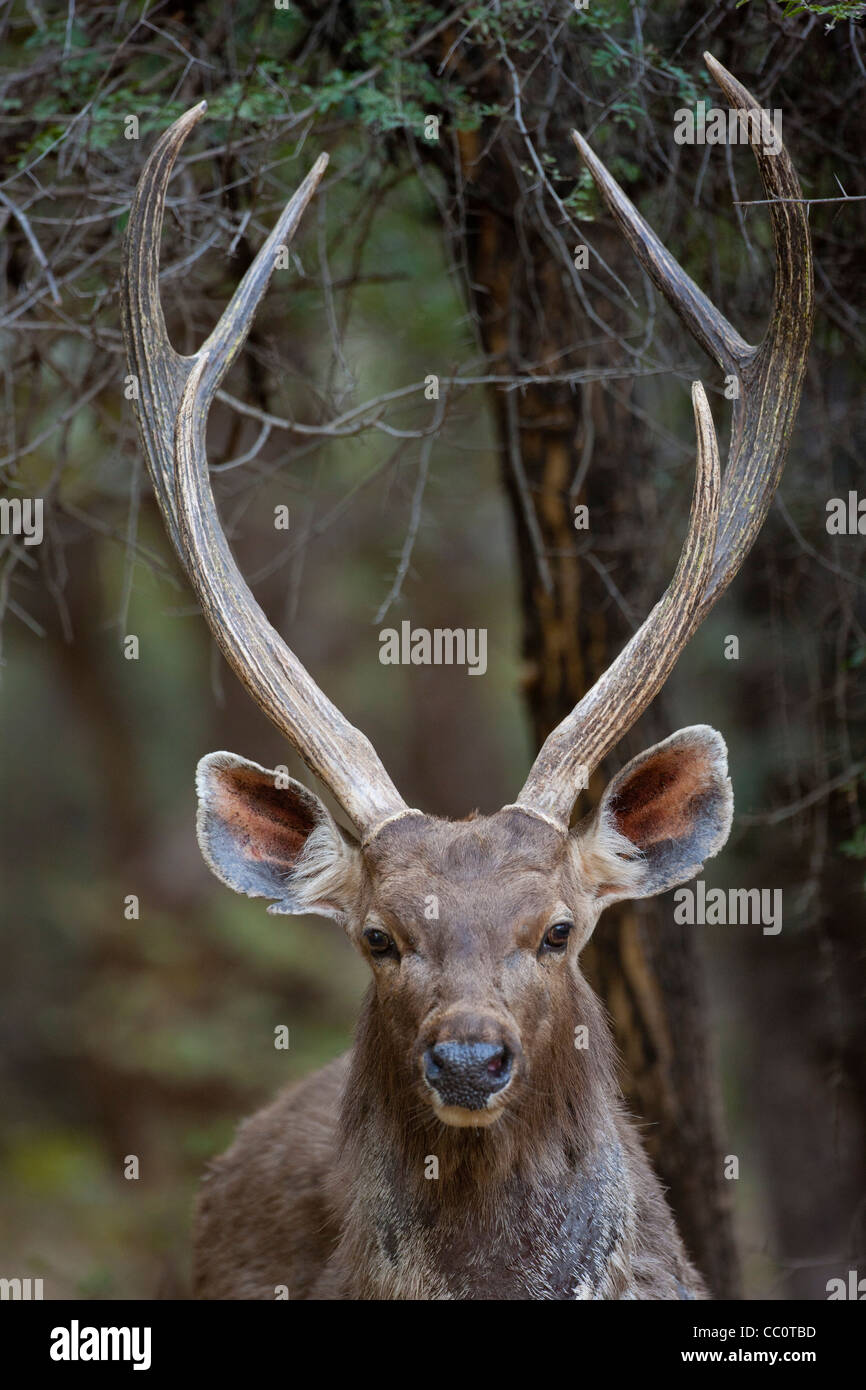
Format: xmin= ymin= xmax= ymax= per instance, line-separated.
xmin=121 ymin=55 xmax=812 ymax=1130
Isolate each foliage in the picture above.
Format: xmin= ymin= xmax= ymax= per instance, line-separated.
xmin=737 ymin=0 xmax=866 ymax=25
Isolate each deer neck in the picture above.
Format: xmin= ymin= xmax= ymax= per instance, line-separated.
xmin=329 ymin=984 xmax=638 ymax=1299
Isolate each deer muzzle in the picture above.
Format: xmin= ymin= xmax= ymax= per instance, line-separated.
xmin=420 ymin=1017 xmax=521 ymax=1125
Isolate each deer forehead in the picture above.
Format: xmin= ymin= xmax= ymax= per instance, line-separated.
xmin=361 ymin=810 xmax=581 ymax=927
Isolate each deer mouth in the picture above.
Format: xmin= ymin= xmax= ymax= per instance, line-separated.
xmin=429 ymin=1096 xmax=510 ymax=1128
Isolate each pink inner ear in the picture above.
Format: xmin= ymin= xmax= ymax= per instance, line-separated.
xmin=610 ymin=747 xmax=713 ymax=850
xmin=211 ymin=765 xmax=317 ymax=867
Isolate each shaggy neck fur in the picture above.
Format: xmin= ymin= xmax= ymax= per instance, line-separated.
xmin=329 ymin=974 xmax=638 ymax=1300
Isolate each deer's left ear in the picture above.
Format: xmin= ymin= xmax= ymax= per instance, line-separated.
xmin=573 ymin=725 xmax=733 ymax=906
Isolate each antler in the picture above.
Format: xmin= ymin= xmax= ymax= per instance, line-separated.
xmin=121 ymin=103 xmax=410 ymax=837
xmin=516 ymin=54 xmax=813 ymax=829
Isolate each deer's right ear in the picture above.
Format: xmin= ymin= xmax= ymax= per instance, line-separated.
xmin=195 ymin=752 xmax=362 ymax=923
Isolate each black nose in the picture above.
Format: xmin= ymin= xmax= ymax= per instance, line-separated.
xmin=423 ymin=1041 xmax=513 ymax=1109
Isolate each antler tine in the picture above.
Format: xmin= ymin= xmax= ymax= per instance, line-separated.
xmin=567 ymin=135 xmax=751 ymax=377
xmin=700 ymin=53 xmax=813 ymax=614
xmin=121 ymin=102 xmax=205 ymax=556
xmin=122 ymin=101 xmax=328 ymax=556
xmin=122 ymin=105 xmax=410 ymax=836
xmin=517 ymin=56 xmax=813 ymax=826
xmin=517 ymin=384 xmax=721 ymax=825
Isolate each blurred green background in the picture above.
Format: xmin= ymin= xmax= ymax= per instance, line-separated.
xmin=1 ymin=0 xmax=864 ymax=1299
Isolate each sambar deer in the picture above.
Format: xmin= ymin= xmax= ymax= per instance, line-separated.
xmin=121 ymin=55 xmax=812 ymax=1299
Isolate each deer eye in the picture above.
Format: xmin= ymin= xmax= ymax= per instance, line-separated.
xmin=364 ymin=928 xmax=395 ymax=956
xmin=543 ymin=922 xmax=572 ymax=952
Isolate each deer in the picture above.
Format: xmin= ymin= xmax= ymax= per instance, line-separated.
xmin=120 ymin=54 xmax=812 ymax=1300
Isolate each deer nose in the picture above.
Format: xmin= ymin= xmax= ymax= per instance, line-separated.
xmin=423 ymin=1040 xmax=513 ymax=1109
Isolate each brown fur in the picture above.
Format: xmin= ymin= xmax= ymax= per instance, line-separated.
xmin=193 ymin=799 xmax=716 ymax=1300
xmin=610 ymin=747 xmax=717 ymax=846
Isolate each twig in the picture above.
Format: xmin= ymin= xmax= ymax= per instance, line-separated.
xmin=734 ymin=195 xmax=866 ymax=207
xmin=374 ymin=392 xmax=448 ymax=624
xmin=738 ymin=763 xmax=865 ymax=827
